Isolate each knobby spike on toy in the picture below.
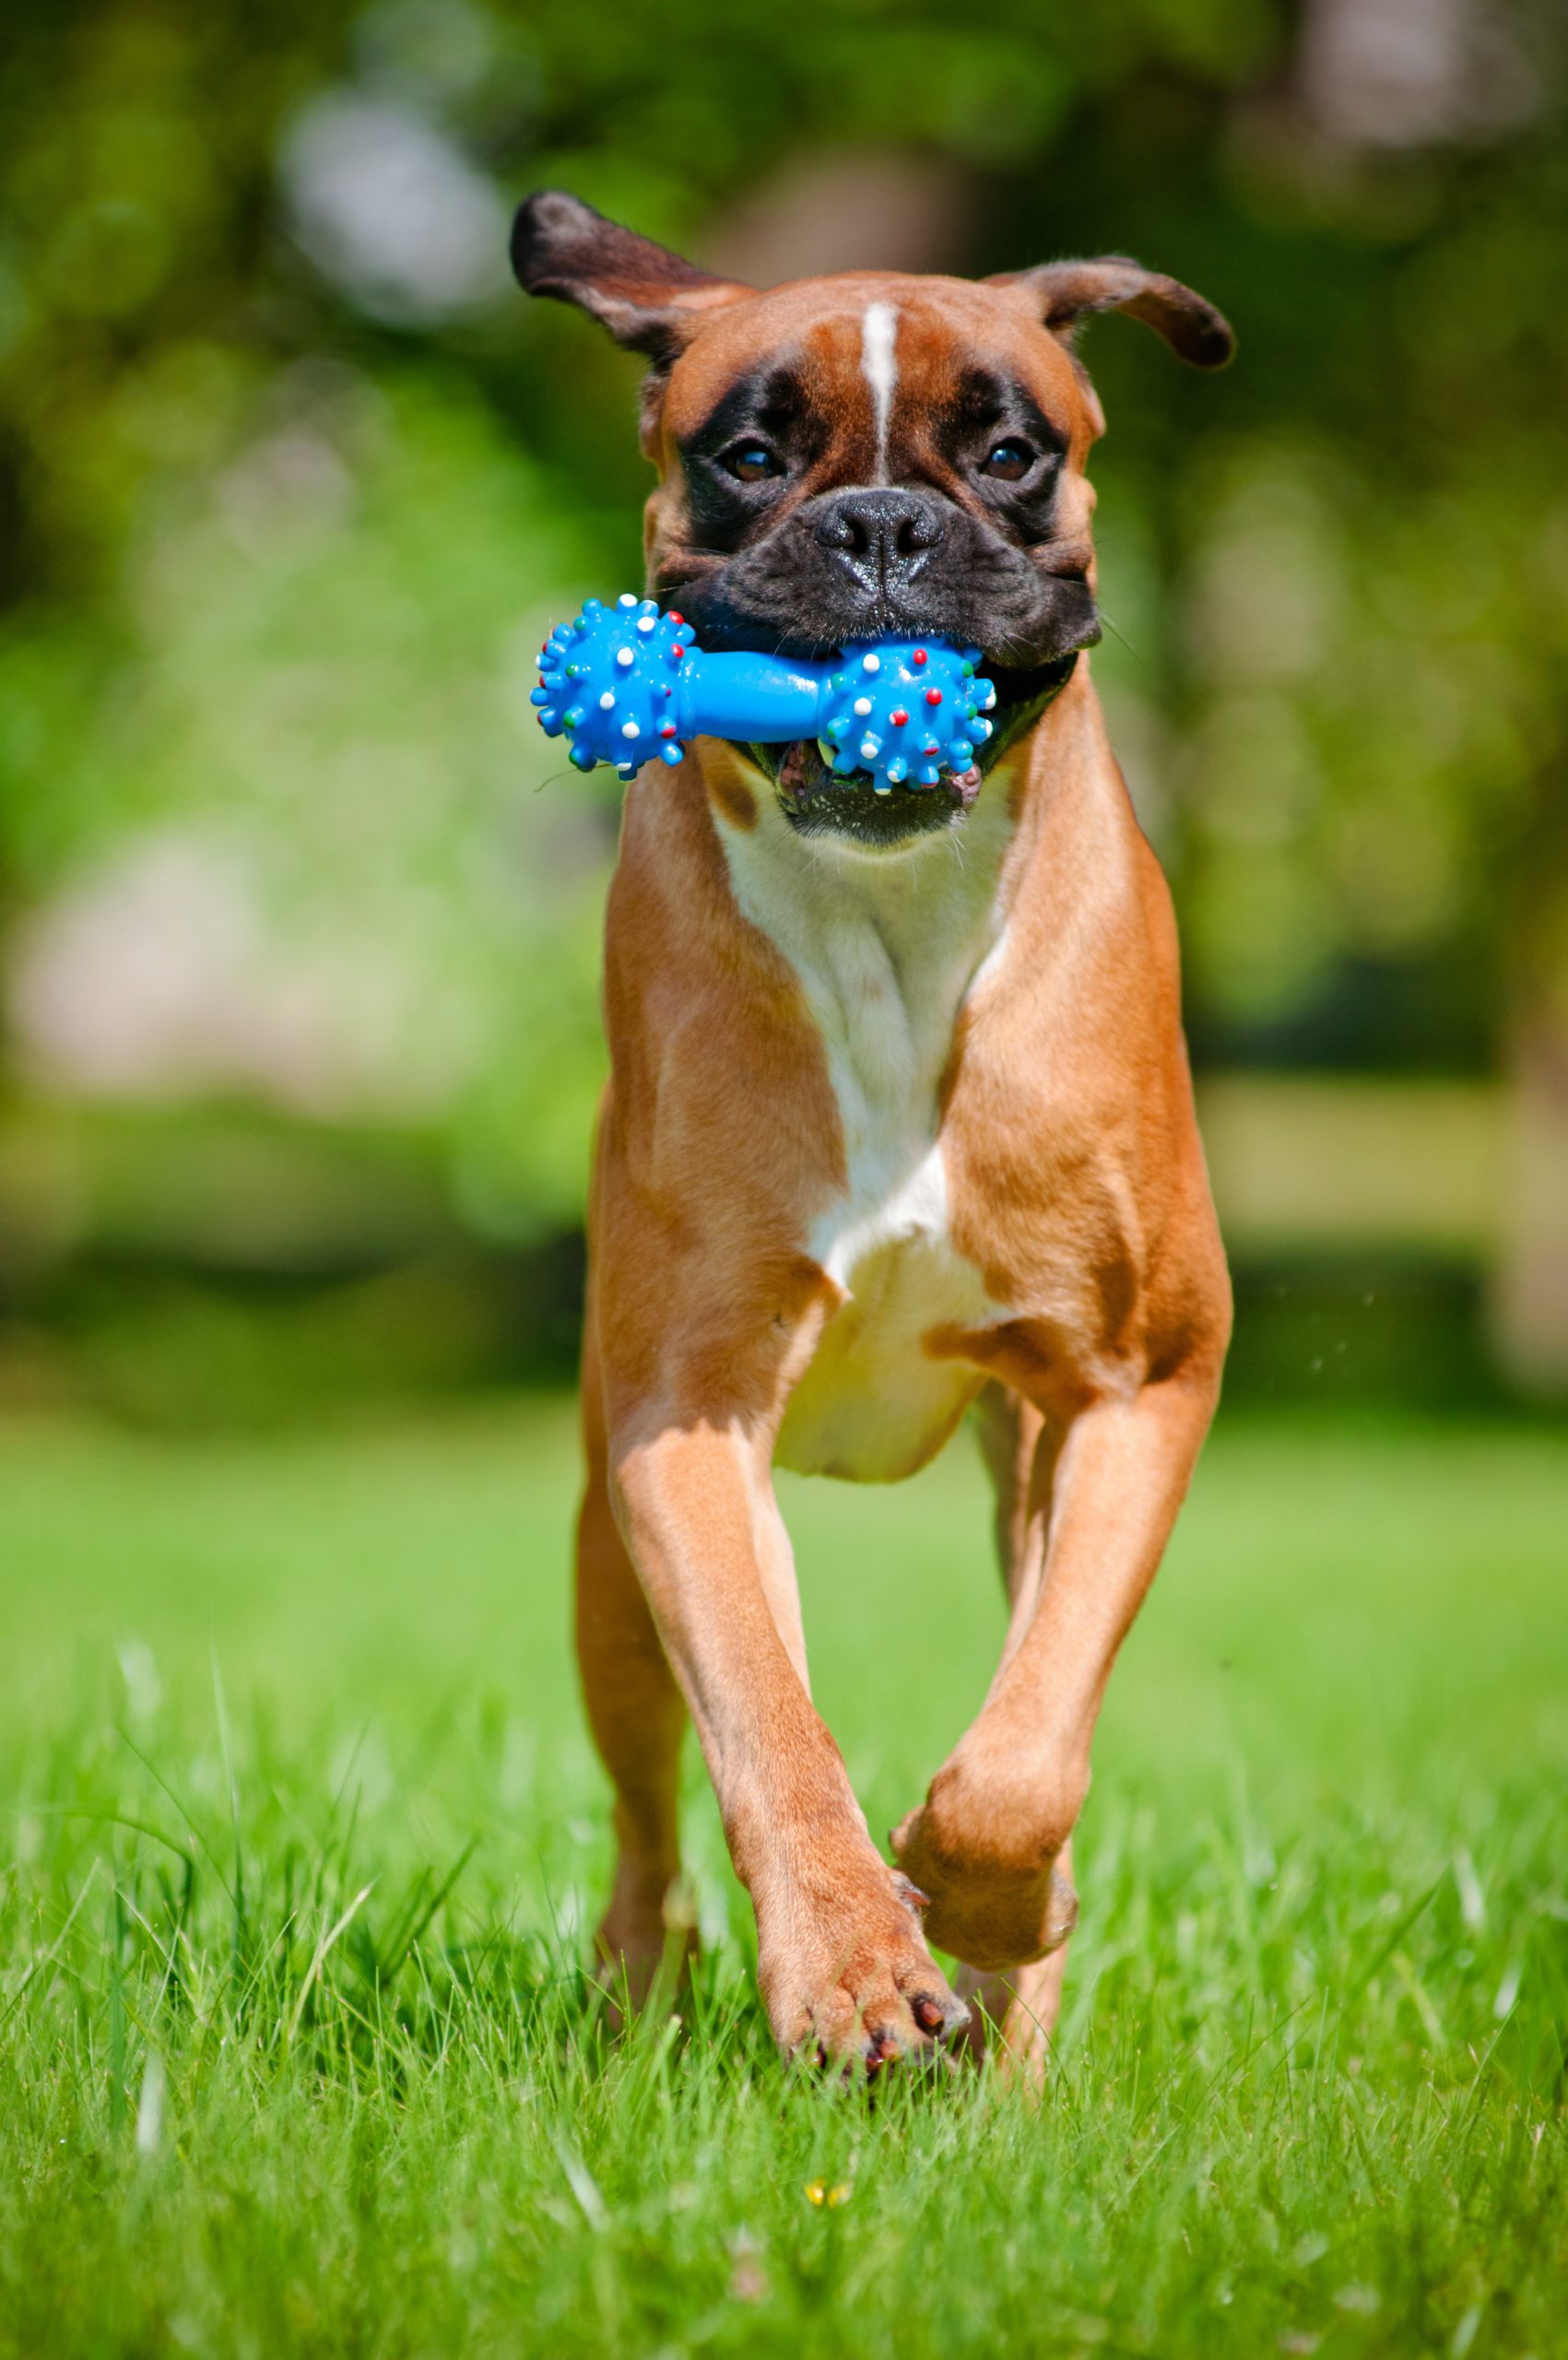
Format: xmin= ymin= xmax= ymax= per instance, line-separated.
xmin=531 ymin=596 xmax=996 ymax=792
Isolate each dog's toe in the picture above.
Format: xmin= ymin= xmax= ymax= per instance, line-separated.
xmin=763 ymin=1857 xmax=972 ymax=2076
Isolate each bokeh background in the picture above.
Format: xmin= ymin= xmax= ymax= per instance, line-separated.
xmin=6 ymin=22 xmax=1566 ymax=2344
xmin=1 ymin=0 xmax=1566 ymax=1426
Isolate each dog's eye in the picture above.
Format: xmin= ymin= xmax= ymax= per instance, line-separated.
xmin=979 ymin=438 xmax=1036 ymax=482
xmin=722 ymin=442 xmax=783 ymax=484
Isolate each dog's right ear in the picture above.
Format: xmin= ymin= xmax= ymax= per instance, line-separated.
xmin=510 ymin=191 xmax=751 ymax=367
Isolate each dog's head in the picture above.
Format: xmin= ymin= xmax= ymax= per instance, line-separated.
xmin=513 ymin=192 xmax=1232 ymax=846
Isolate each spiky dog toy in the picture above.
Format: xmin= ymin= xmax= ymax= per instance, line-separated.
xmin=531 ymin=595 xmax=997 ymax=794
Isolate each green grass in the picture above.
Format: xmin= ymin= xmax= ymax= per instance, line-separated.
xmin=2 ymin=1399 xmax=1564 ymax=2358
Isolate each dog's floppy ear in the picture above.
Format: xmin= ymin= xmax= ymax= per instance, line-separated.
xmin=988 ymin=255 xmax=1235 ymax=371
xmin=511 ymin=191 xmax=751 ymax=366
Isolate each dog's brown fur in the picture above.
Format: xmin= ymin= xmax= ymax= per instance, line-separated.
xmin=516 ymin=194 xmax=1233 ymax=2074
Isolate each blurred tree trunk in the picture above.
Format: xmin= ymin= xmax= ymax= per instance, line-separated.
xmin=1492 ymin=754 xmax=1568 ymax=1397
xmin=1494 ymin=1001 xmax=1568 ymax=1396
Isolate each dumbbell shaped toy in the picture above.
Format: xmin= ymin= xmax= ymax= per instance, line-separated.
xmin=531 ymin=594 xmax=996 ymax=793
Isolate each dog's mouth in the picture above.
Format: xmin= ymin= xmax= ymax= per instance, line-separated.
xmin=743 ymin=651 xmax=1079 ymax=844
xmin=765 ymin=738 xmax=973 ymax=843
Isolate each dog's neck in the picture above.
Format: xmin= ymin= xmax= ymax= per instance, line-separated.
xmin=719 ymin=762 xmax=1012 ymax=1110
xmin=704 ymin=677 xmax=1095 ymax=1190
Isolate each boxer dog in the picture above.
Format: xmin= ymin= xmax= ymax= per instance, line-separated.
xmin=511 ymin=192 xmax=1233 ymax=2075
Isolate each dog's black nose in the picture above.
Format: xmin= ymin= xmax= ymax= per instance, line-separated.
xmin=813 ymin=489 xmax=947 ymax=576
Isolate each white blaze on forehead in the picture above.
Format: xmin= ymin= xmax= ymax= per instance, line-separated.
xmin=860 ymin=301 xmax=899 ymax=478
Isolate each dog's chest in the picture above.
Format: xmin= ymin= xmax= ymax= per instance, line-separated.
xmin=716 ymin=788 xmax=1013 ymax=1481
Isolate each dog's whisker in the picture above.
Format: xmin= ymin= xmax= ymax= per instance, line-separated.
xmin=1096 ymin=608 xmax=1143 ymax=663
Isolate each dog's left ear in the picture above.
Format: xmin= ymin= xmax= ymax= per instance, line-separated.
xmin=511 ymin=191 xmax=751 ymax=367
xmin=988 ymin=256 xmax=1235 ymax=372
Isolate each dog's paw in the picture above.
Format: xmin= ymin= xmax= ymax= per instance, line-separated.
xmin=757 ymin=1861 xmax=970 ymax=2072
xmin=593 ymin=1877 xmax=699 ymax=2023
xmin=890 ymin=1791 xmax=1079 ymax=1976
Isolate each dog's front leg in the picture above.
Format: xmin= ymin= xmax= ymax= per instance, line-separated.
xmin=891 ymin=1368 xmax=1220 ymax=1987
xmin=611 ymin=1413 xmax=969 ymax=2065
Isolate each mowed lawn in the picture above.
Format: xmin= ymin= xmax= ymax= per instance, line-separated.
xmin=1 ymin=1399 xmax=1564 ymax=2358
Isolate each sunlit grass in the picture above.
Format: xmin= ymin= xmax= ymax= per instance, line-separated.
xmin=1 ymin=1403 xmax=1564 ymax=2356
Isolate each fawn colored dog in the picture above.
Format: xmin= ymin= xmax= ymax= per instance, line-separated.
xmin=513 ymin=192 xmax=1233 ymax=2073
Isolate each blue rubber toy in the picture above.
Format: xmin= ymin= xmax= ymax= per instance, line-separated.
xmin=531 ymin=594 xmax=996 ymax=793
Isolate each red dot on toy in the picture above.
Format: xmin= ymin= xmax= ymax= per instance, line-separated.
xmin=668 ymin=612 xmax=685 ymax=628
xmin=925 ymin=687 xmax=943 ymax=705
xmin=911 ymin=648 xmax=927 ymax=667
xmin=890 ymin=708 xmax=908 ymax=727
xmin=660 ymin=723 xmax=678 ymax=738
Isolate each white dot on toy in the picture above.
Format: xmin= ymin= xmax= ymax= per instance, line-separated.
xmin=853 ymin=697 xmax=873 ymax=717
xmin=621 ymin=720 xmax=640 ymax=739
xmin=599 ymin=691 xmax=615 ymax=711
xmin=862 ymin=654 xmax=879 ymax=674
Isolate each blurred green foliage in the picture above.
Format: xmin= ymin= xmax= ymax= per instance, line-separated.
xmin=1 ymin=0 xmax=1564 ymax=1245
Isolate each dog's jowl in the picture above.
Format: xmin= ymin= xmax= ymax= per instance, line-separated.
xmin=513 ymin=192 xmax=1234 ymax=2076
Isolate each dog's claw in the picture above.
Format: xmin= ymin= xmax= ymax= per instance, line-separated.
xmin=864 ymin=2028 xmax=902 ymax=2075
xmin=891 ymin=1871 xmax=931 ymax=1915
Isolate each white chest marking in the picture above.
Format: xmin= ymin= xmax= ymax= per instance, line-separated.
xmin=860 ymin=302 xmax=898 ymax=481
xmin=716 ymin=785 xmax=1017 ymax=1480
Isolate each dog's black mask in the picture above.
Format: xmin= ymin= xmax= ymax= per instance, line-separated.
xmin=654 ymin=355 xmax=1100 ymax=840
